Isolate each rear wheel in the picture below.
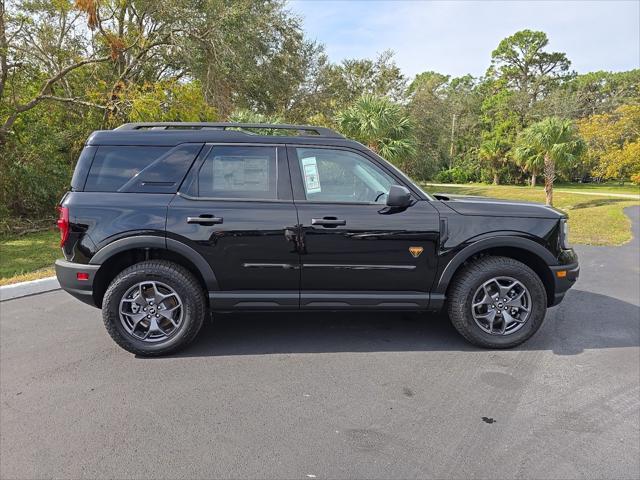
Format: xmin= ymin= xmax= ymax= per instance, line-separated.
xmin=447 ymin=256 xmax=547 ymax=348
xmin=102 ymin=260 xmax=206 ymax=356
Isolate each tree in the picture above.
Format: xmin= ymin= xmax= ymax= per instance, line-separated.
xmin=408 ymin=72 xmax=483 ymax=180
xmin=337 ymin=94 xmax=415 ymax=168
xmin=0 ymin=0 xmax=113 ymax=143
xmin=515 ymin=118 xmax=585 ymax=205
xmin=407 ymin=71 xmax=450 ymax=176
xmin=541 ymin=70 xmax=640 ymax=119
xmin=577 ymin=104 xmax=640 ymax=182
xmin=479 ymin=137 xmax=508 ymax=185
xmin=489 ymin=30 xmax=572 ymax=119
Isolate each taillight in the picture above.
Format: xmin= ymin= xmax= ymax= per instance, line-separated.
xmin=57 ymin=206 xmax=69 ymax=247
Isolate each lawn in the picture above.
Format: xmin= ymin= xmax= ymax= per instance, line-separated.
xmin=554 ymin=182 xmax=640 ymax=195
xmin=0 ymin=184 xmax=638 ymax=286
xmin=422 ymin=183 xmax=639 ymax=246
xmin=0 ymin=229 xmax=59 ymax=286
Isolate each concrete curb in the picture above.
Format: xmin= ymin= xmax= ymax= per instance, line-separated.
xmin=0 ymin=276 xmax=60 ymax=302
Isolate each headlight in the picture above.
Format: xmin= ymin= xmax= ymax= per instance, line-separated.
xmin=560 ymin=219 xmax=570 ymax=249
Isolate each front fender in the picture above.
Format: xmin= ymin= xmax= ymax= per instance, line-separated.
xmin=434 ymin=235 xmax=557 ymax=294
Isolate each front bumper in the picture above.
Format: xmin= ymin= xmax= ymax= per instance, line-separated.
xmin=55 ymin=259 xmax=100 ymax=307
xmin=549 ymin=262 xmax=580 ymax=306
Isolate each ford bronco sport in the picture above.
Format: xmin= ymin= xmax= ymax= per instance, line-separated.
xmin=55 ymin=122 xmax=579 ymax=356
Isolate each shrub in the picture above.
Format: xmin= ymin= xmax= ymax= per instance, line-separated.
xmin=435 ymin=167 xmax=471 ymax=184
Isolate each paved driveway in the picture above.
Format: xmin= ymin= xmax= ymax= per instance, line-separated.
xmin=1 ymin=208 xmax=639 ymax=479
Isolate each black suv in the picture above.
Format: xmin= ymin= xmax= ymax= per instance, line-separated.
xmin=55 ymin=122 xmax=579 ymax=356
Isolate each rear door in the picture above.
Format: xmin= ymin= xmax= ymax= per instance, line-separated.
xmin=166 ymin=144 xmax=300 ymax=309
xmin=288 ymin=145 xmax=440 ymax=309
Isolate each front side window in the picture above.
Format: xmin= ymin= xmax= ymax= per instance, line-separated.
xmin=295 ymin=148 xmax=395 ymax=203
xmin=197 ymin=146 xmax=277 ymax=199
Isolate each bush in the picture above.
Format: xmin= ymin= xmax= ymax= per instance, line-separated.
xmin=435 ymin=166 xmax=473 ymax=184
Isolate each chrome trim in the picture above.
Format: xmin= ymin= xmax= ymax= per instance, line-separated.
xmin=302 ymin=264 xmax=416 ymax=270
xmin=177 ymin=192 xmax=294 ymax=203
xmin=242 ymin=263 xmax=300 ymax=269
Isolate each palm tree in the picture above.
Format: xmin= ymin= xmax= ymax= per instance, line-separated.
xmin=337 ymin=95 xmax=416 ymax=167
xmin=479 ymin=137 xmax=508 ymax=185
xmin=514 ymin=142 xmax=542 ymax=187
xmin=515 ymin=117 xmax=585 ymax=205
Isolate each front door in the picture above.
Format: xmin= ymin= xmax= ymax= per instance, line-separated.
xmin=288 ymin=146 xmax=440 ymax=309
xmin=167 ymin=144 xmax=300 ymax=309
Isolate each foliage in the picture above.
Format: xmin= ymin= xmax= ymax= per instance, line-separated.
xmin=1 ymin=5 xmax=638 ymax=224
xmin=337 ymin=94 xmax=416 ymax=168
xmin=434 ymin=167 xmax=473 ymax=184
xmin=577 ymin=105 xmax=640 ymax=181
xmin=514 ymin=117 xmax=585 ymax=205
xmin=479 ymin=137 xmax=509 ymax=185
xmin=488 ymin=29 xmax=572 ymax=123
xmin=126 ymin=82 xmax=217 ymax=122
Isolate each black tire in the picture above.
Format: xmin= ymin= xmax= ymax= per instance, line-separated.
xmin=447 ymin=256 xmax=547 ymax=349
xmin=102 ymin=260 xmax=206 ymax=356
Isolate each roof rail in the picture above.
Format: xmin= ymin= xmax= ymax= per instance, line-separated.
xmin=114 ymin=122 xmax=344 ymax=138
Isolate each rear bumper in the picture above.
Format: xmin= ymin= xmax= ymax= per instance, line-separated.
xmin=55 ymin=259 xmax=100 ymax=307
xmin=549 ymin=262 xmax=580 ymax=306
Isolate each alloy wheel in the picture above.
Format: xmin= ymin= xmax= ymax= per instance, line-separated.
xmin=119 ymin=281 xmax=183 ymax=342
xmin=471 ymin=276 xmax=531 ymax=335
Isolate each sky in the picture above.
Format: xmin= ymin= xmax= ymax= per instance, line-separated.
xmin=288 ymin=0 xmax=640 ymax=79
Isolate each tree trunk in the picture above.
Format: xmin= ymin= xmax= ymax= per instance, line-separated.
xmin=449 ymin=113 xmax=456 ymax=169
xmin=543 ymin=154 xmax=554 ymax=206
xmin=493 ymin=172 xmax=499 ymax=185
xmin=531 ymin=171 xmax=537 ymax=187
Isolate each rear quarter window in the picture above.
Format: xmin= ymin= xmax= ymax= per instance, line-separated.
xmin=84 ymin=146 xmax=171 ymax=192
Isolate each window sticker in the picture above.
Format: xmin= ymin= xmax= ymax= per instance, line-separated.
xmin=301 ymin=156 xmax=321 ymax=194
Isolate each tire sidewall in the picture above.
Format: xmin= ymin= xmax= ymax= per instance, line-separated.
xmin=457 ymin=260 xmax=547 ymax=348
xmin=103 ymin=264 xmax=203 ymax=354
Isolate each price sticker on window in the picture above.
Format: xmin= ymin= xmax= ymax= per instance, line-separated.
xmin=301 ymin=156 xmax=321 ymax=194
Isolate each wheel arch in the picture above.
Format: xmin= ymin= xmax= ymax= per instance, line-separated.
xmin=91 ymin=236 xmax=218 ymax=307
xmin=436 ymin=237 xmax=556 ymax=307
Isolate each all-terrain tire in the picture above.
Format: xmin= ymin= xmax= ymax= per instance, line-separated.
xmin=447 ymin=256 xmax=547 ymax=349
xmin=102 ymin=260 xmax=206 ymax=356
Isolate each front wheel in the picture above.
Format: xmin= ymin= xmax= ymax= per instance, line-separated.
xmin=447 ymin=256 xmax=547 ymax=348
xmin=102 ymin=260 xmax=206 ymax=356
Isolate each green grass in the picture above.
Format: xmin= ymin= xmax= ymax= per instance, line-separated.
xmin=0 ymin=229 xmax=60 ymax=285
xmin=422 ymin=183 xmax=639 ymax=246
xmin=428 ymin=181 xmax=640 ymax=196
xmin=0 ymin=183 xmax=638 ymax=285
xmin=554 ymin=183 xmax=640 ymax=195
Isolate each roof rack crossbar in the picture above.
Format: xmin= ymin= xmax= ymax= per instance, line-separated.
xmin=114 ymin=122 xmax=343 ymax=138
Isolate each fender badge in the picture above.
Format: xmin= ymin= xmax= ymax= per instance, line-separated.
xmin=409 ymin=246 xmax=424 ymax=258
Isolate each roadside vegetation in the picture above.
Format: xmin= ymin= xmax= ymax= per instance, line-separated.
xmin=1 ymin=2 xmax=639 ymax=283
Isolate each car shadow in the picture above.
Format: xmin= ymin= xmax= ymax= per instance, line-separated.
xmin=159 ymin=289 xmax=639 ymax=359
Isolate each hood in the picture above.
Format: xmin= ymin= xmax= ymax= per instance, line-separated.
xmin=434 ymin=193 xmax=566 ymax=219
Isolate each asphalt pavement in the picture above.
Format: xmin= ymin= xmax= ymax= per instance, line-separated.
xmin=1 ymin=208 xmax=639 ymax=479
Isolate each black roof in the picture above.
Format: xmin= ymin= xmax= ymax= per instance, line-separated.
xmin=87 ymin=122 xmax=360 ymax=147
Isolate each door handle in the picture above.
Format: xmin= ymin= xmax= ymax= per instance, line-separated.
xmin=186 ymin=215 xmax=223 ymax=225
xmin=311 ymin=218 xmax=346 ymax=227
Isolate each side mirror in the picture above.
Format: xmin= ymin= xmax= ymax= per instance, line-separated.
xmin=386 ymin=185 xmax=412 ymax=208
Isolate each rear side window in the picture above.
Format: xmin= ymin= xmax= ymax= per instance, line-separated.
xmin=71 ymin=146 xmax=96 ymax=191
xmin=196 ymin=146 xmax=278 ymax=199
xmin=84 ymin=146 xmax=170 ymax=192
